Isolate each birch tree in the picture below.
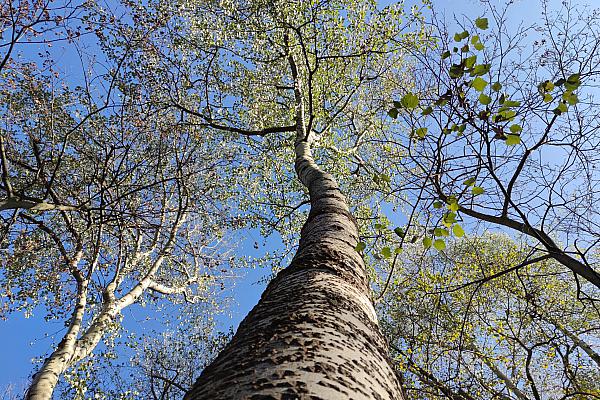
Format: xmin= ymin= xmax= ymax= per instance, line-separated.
xmin=0 ymin=3 xmax=235 ymax=398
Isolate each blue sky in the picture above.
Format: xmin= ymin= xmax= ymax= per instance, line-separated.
xmin=0 ymin=0 xmax=574 ymax=395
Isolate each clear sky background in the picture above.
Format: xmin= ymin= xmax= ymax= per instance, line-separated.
xmin=0 ymin=0 xmax=571 ymax=396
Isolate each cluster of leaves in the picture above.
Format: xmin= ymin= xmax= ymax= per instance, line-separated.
xmin=379 ymin=234 xmax=600 ymax=399
xmin=94 ymin=0 xmax=429 ymax=272
xmin=378 ymin=2 xmax=600 ymax=297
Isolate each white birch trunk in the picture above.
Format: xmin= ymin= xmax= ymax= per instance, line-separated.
xmin=26 ymin=276 xmax=88 ymax=400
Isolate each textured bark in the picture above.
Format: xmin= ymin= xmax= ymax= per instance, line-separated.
xmin=185 ymin=54 xmax=404 ymax=399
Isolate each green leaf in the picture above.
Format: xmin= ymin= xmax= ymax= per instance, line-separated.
xmin=543 ymin=93 xmax=553 ymax=103
xmin=394 ymin=227 xmax=405 ymax=237
xmin=565 ymin=73 xmax=581 ymax=90
xmin=443 ymin=212 xmax=457 ymax=226
xmin=478 ymin=110 xmax=491 ymax=120
xmin=472 ymin=186 xmax=485 ymax=195
xmin=453 ymin=224 xmax=465 ymax=237
xmin=471 ymin=35 xmax=484 ymax=50
xmin=464 ymin=55 xmax=477 ymax=69
xmin=433 ymin=201 xmax=443 ymax=209
xmin=433 ymin=239 xmax=446 ymax=251
xmin=502 ymin=100 xmax=521 ymax=108
xmin=563 ymin=91 xmax=578 ymax=105
xmin=471 ymin=64 xmax=491 ymax=76
xmin=442 ymin=50 xmax=451 ymax=59
xmin=463 ymin=177 xmax=476 ymax=186
xmin=448 ymin=201 xmax=459 ymax=212
xmin=422 ymin=106 xmax=433 ymax=115
xmin=471 ymin=77 xmax=488 ymax=91
xmin=475 ymin=17 xmax=489 ymax=30
xmin=374 ymin=223 xmax=386 ymax=230
xmin=509 ymin=124 xmax=522 ymax=133
xmin=415 ymin=127 xmax=428 ymax=139
xmin=355 ymin=242 xmax=366 ymax=252
xmin=553 ymin=102 xmax=568 ymax=115
xmin=423 ymin=236 xmax=432 ymax=249
xmin=479 ymin=93 xmax=491 ymax=105
xmin=491 ymin=82 xmax=502 ymax=91
xmin=434 ymin=227 xmax=449 ymax=237
xmin=401 ymin=93 xmax=419 ymax=109
xmin=394 ymin=247 xmax=403 ymax=254
xmin=454 ymin=30 xmax=469 ymax=41
xmin=493 ymin=109 xmax=516 ymax=122
xmin=449 ymin=64 xmax=464 ymax=79
xmin=381 ymin=247 xmax=392 ymax=258
xmin=505 ymin=134 xmax=520 ymax=145
xmin=539 ymin=80 xmax=554 ymax=93
xmin=388 ymin=108 xmax=398 ymax=118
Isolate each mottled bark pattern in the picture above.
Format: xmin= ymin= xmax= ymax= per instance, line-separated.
xmin=185 ymin=136 xmax=405 ymax=399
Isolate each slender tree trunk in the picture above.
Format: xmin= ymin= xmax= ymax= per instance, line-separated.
xmin=26 ymin=354 xmax=71 ymax=400
xmin=26 ymin=275 xmax=88 ymax=400
xmin=185 ymin=54 xmax=405 ymax=398
xmin=25 ymin=234 xmax=177 ymax=399
xmin=544 ymin=315 xmax=600 ymax=368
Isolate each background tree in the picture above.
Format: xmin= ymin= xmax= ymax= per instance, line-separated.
xmin=92 ymin=0 xmax=431 ymax=269
xmin=383 ymin=1 xmax=600 ymax=295
xmin=0 ymin=2 xmax=235 ymax=398
xmin=54 ymin=303 xmax=232 ymax=400
xmin=379 ymin=233 xmax=600 ymax=399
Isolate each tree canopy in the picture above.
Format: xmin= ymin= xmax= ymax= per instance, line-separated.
xmin=0 ymin=0 xmax=599 ymax=399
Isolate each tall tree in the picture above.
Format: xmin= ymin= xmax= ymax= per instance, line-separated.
xmin=96 ymin=0 xmax=427 ymax=397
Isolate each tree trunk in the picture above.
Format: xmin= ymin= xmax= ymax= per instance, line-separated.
xmin=185 ymin=83 xmax=405 ymax=398
xmin=26 ymin=275 xmax=88 ymax=400
xmin=26 ymin=352 xmax=72 ymax=400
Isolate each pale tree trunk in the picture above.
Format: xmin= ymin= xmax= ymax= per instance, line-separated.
xmin=543 ymin=315 xmax=600 ymax=368
xmin=25 ymin=226 xmax=181 ymax=400
xmin=26 ymin=255 xmax=88 ymax=400
xmin=185 ymin=53 xmax=405 ymax=399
